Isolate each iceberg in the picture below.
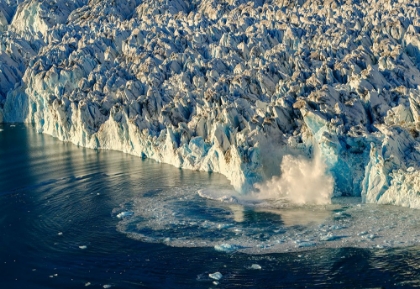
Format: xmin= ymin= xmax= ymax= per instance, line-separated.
xmin=1 ymin=0 xmax=420 ymax=207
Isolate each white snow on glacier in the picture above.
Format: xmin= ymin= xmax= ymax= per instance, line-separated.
xmin=1 ymin=0 xmax=420 ymax=207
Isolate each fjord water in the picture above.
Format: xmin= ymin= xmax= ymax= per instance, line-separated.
xmin=0 ymin=124 xmax=419 ymax=288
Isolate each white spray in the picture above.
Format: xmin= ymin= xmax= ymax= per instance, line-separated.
xmin=253 ymin=147 xmax=334 ymax=205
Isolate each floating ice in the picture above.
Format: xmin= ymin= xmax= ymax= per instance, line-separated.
xmin=198 ymin=189 xmax=239 ymax=204
xmin=208 ymin=272 xmax=223 ymax=281
xmin=103 ymin=285 xmax=112 ymax=289
xmin=116 ymin=211 xmax=134 ymax=219
xmin=320 ymin=234 xmax=340 ymax=242
xmin=214 ymin=244 xmax=241 ymax=253
xmin=79 ymin=245 xmax=87 ymax=250
xmin=115 ymin=186 xmax=420 ymax=254
xmin=249 ymin=264 xmax=262 ymax=270
xmin=85 ymin=282 xmax=91 ymax=287
xmin=295 ymin=241 xmax=317 ymax=248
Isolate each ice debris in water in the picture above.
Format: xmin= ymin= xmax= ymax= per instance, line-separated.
xmin=320 ymin=234 xmax=340 ymax=242
xmin=116 ymin=211 xmax=134 ymax=219
xmin=58 ymin=232 xmax=63 ymax=236
xmin=1 ymin=0 xmax=420 ymax=208
xmin=198 ymin=189 xmax=239 ymax=204
xmin=214 ymin=244 xmax=241 ymax=253
xmin=209 ymin=272 xmax=223 ymax=281
xmin=295 ymin=241 xmax=317 ymax=248
xmin=103 ymin=285 xmax=112 ymax=289
xmin=85 ymin=282 xmax=91 ymax=287
xmin=79 ymin=245 xmax=87 ymax=250
xmin=116 ymin=187 xmax=420 ymax=254
xmin=249 ymin=264 xmax=262 ymax=270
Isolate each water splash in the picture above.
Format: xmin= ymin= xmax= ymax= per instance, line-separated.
xmin=253 ymin=149 xmax=334 ymax=205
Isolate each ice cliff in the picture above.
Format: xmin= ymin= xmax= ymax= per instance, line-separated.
xmin=1 ymin=0 xmax=420 ymax=207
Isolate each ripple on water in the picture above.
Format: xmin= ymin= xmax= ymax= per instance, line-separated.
xmin=115 ymin=188 xmax=420 ymax=254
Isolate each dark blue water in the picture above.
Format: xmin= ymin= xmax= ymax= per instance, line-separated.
xmin=0 ymin=124 xmax=419 ymax=288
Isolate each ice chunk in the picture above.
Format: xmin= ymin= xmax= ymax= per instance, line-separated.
xmin=79 ymin=245 xmax=87 ymax=250
xmin=295 ymin=241 xmax=316 ymax=248
xmin=249 ymin=264 xmax=262 ymax=270
xmin=208 ymin=272 xmax=223 ymax=280
xmin=116 ymin=211 xmax=134 ymax=219
xmin=214 ymin=244 xmax=240 ymax=253
xmin=320 ymin=234 xmax=340 ymax=241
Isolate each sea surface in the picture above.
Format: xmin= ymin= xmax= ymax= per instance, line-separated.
xmin=0 ymin=124 xmax=419 ymax=288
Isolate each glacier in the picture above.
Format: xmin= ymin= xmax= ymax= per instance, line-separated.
xmin=1 ymin=0 xmax=420 ymax=207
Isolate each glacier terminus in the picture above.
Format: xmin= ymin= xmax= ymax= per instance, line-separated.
xmin=1 ymin=0 xmax=420 ymax=208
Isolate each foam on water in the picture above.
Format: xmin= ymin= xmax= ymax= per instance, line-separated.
xmin=115 ymin=185 xmax=420 ymax=254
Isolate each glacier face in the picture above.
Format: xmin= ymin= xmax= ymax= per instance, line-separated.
xmin=1 ymin=0 xmax=420 ymax=207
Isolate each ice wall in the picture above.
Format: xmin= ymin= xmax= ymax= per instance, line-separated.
xmin=1 ymin=0 xmax=420 ymax=207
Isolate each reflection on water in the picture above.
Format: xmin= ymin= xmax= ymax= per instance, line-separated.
xmin=226 ymin=205 xmax=332 ymax=226
xmin=252 ymin=208 xmax=332 ymax=227
xmin=0 ymin=124 xmax=419 ymax=288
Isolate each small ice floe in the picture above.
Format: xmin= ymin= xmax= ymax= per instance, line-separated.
xmin=330 ymin=225 xmax=346 ymax=230
xmin=209 ymin=272 xmax=223 ymax=280
xmin=213 ymin=281 xmax=219 ymax=285
xmin=295 ymin=240 xmax=316 ymax=248
xmin=10 ymin=125 xmax=16 ymax=127
xmin=103 ymin=285 xmax=112 ymax=288
xmin=79 ymin=245 xmax=87 ymax=250
xmin=320 ymin=234 xmax=340 ymax=241
xmin=0 ymin=129 xmax=3 ymax=132
xmin=85 ymin=282 xmax=91 ymax=287
xmin=214 ymin=243 xmax=240 ymax=253
xmin=367 ymin=234 xmax=376 ymax=240
xmin=116 ymin=211 xmax=134 ymax=219
xmin=249 ymin=264 xmax=262 ymax=270
xmin=58 ymin=232 xmax=63 ymax=236
xmin=216 ymin=223 xmax=233 ymax=229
